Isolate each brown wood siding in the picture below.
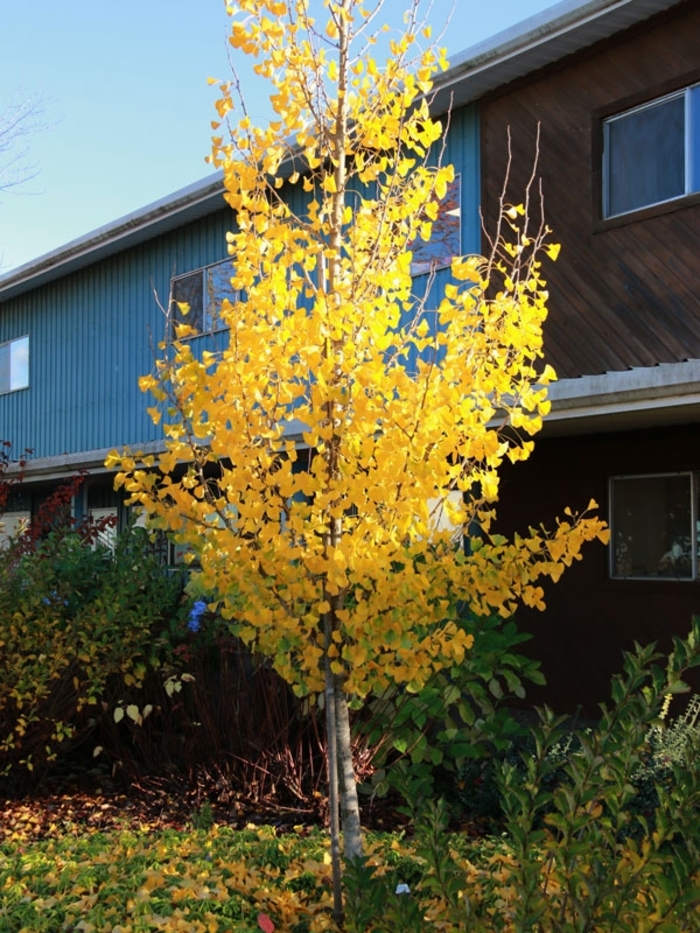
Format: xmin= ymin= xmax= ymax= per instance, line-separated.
xmin=480 ymin=2 xmax=700 ymax=379
xmin=494 ymin=424 xmax=700 ymax=715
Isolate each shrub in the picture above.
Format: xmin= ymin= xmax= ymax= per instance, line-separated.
xmin=0 ymin=467 xmax=331 ymax=805
xmin=358 ymin=611 xmax=543 ymax=814
xmin=345 ymin=618 xmax=700 ymax=931
xmin=0 ymin=523 xmax=184 ymax=784
xmin=97 ymin=625 xmax=330 ymax=812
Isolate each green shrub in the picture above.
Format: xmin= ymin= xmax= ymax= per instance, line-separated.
xmin=0 ymin=524 xmax=184 ymax=783
xmin=358 ymin=611 xmax=543 ymax=812
xmin=455 ymin=684 xmax=700 ymax=836
xmin=345 ymin=618 xmax=700 ymax=932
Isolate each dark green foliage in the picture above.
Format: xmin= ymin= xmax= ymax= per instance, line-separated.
xmin=0 ymin=501 xmax=329 ymax=809
xmin=343 ymin=852 xmax=428 ymax=933
xmin=358 ymin=611 xmax=542 ymax=810
xmin=0 ymin=523 xmax=185 ymax=784
xmin=456 ymin=669 xmax=700 ymax=836
xmin=498 ymin=617 xmax=700 ymax=932
xmin=343 ymin=621 xmax=700 ymax=932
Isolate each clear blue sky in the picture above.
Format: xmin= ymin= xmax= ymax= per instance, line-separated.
xmin=0 ymin=0 xmax=557 ymax=273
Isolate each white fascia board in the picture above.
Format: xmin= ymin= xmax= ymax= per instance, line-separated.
xmin=432 ymin=0 xmax=679 ymax=110
xmin=3 ymin=440 xmax=169 ymax=484
xmin=0 ymin=173 xmax=226 ymax=300
xmin=545 ymin=360 xmax=700 ymax=423
xmin=12 ymin=362 xmax=697 ymax=484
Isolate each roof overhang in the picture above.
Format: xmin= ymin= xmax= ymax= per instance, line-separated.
xmin=10 ymin=363 xmax=698 ymax=485
xmin=542 ymin=359 xmax=700 ymax=435
xmin=0 ymin=174 xmax=228 ymax=302
xmin=5 ymin=418 xmax=311 ymax=485
xmin=431 ymin=0 xmax=683 ymax=113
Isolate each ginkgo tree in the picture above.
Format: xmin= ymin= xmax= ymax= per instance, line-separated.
xmin=110 ymin=0 xmax=608 ymax=913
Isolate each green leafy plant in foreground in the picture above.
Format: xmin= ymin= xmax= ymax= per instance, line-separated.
xmin=344 ymin=618 xmax=700 ymax=932
xmin=0 ymin=824 xmax=336 ymax=932
xmin=358 ymin=611 xmax=543 ymax=813
xmin=497 ymin=624 xmax=700 ymax=932
xmin=2 ymin=620 xmax=700 ymax=931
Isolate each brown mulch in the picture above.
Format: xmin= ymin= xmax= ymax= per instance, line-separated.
xmin=0 ymin=768 xmax=410 ymax=844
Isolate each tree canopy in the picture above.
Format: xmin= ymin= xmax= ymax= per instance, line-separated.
xmin=109 ymin=0 xmax=609 ymax=900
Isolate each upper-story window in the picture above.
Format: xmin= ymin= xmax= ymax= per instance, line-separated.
xmin=610 ymin=472 xmax=699 ymax=580
xmin=603 ymin=83 xmax=700 ymax=219
xmin=170 ymin=259 xmax=238 ymax=337
xmin=410 ymin=174 xmax=461 ymax=276
xmin=0 ymin=335 xmax=29 ymax=394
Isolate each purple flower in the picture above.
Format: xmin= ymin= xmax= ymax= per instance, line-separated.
xmin=188 ymin=599 xmax=207 ymax=633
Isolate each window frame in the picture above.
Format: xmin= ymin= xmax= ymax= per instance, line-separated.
xmin=0 ymin=335 xmax=30 ymax=395
xmin=170 ymin=258 xmax=238 ymax=339
xmin=410 ymin=174 xmax=462 ymax=277
xmin=609 ymin=471 xmax=699 ymax=581
xmin=0 ymin=510 xmax=31 ymax=548
xmin=601 ymin=81 xmax=700 ymax=222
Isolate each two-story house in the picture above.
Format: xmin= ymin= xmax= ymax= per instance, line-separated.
xmin=1 ymin=0 xmax=696 ymax=712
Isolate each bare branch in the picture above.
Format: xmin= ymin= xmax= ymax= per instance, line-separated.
xmin=0 ymin=92 xmax=46 ymax=195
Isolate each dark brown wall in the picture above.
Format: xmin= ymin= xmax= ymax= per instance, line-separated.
xmin=480 ymin=1 xmax=700 ymax=379
xmin=495 ymin=424 xmax=700 ymax=715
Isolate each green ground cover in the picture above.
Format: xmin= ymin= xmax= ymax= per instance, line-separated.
xmin=2 ymin=805 xmax=699 ymax=933
xmin=0 ymin=821 xmax=493 ymax=932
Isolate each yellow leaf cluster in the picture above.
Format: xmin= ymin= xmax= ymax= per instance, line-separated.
xmin=112 ymin=0 xmax=609 ymax=700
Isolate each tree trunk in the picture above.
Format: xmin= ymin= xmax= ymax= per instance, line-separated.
xmin=335 ymin=677 xmax=362 ymax=860
xmin=324 ymin=617 xmax=344 ymax=921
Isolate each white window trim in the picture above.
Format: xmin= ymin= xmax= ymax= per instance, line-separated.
xmin=0 ymin=335 xmax=30 ymax=394
xmin=602 ymin=83 xmax=700 ymax=220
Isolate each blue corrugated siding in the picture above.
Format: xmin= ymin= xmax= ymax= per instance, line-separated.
xmin=0 ymin=103 xmax=479 ymax=464
xmin=0 ymin=209 xmax=234 ymax=459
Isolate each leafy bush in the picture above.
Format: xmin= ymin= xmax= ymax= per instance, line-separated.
xmin=456 ymin=726 xmax=594 ymax=828
xmin=0 ymin=522 xmax=184 ymax=784
xmin=358 ymin=611 xmax=543 ymax=811
xmin=98 ymin=625 xmax=331 ymax=811
xmin=626 ymin=691 xmax=700 ymax=835
xmin=2 ymin=624 xmax=699 ymax=931
xmin=455 ymin=686 xmax=700 ymax=836
xmin=0 ymin=482 xmax=332 ymax=805
xmin=345 ymin=618 xmax=700 ymax=931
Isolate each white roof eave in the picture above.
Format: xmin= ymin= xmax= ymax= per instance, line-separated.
xmin=431 ymin=0 xmax=680 ymax=112
xmin=542 ymin=360 xmax=700 ymax=435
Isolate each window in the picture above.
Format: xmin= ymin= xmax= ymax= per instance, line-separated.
xmin=170 ymin=259 xmax=238 ymax=336
xmin=88 ymin=506 xmax=118 ymax=551
xmin=0 ymin=510 xmax=30 ymax=548
xmin=410 ymin=175 xmax=461 ymax=275
xmin=0 ymin=336 xmax=29 ymax=394
xmin=0 ymin=489 xmax=31 ymax=549
xmin=610 ymin=473 xmax=699 ymax=580
xmin=603 ymin=83 xmax=700 ymax=218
